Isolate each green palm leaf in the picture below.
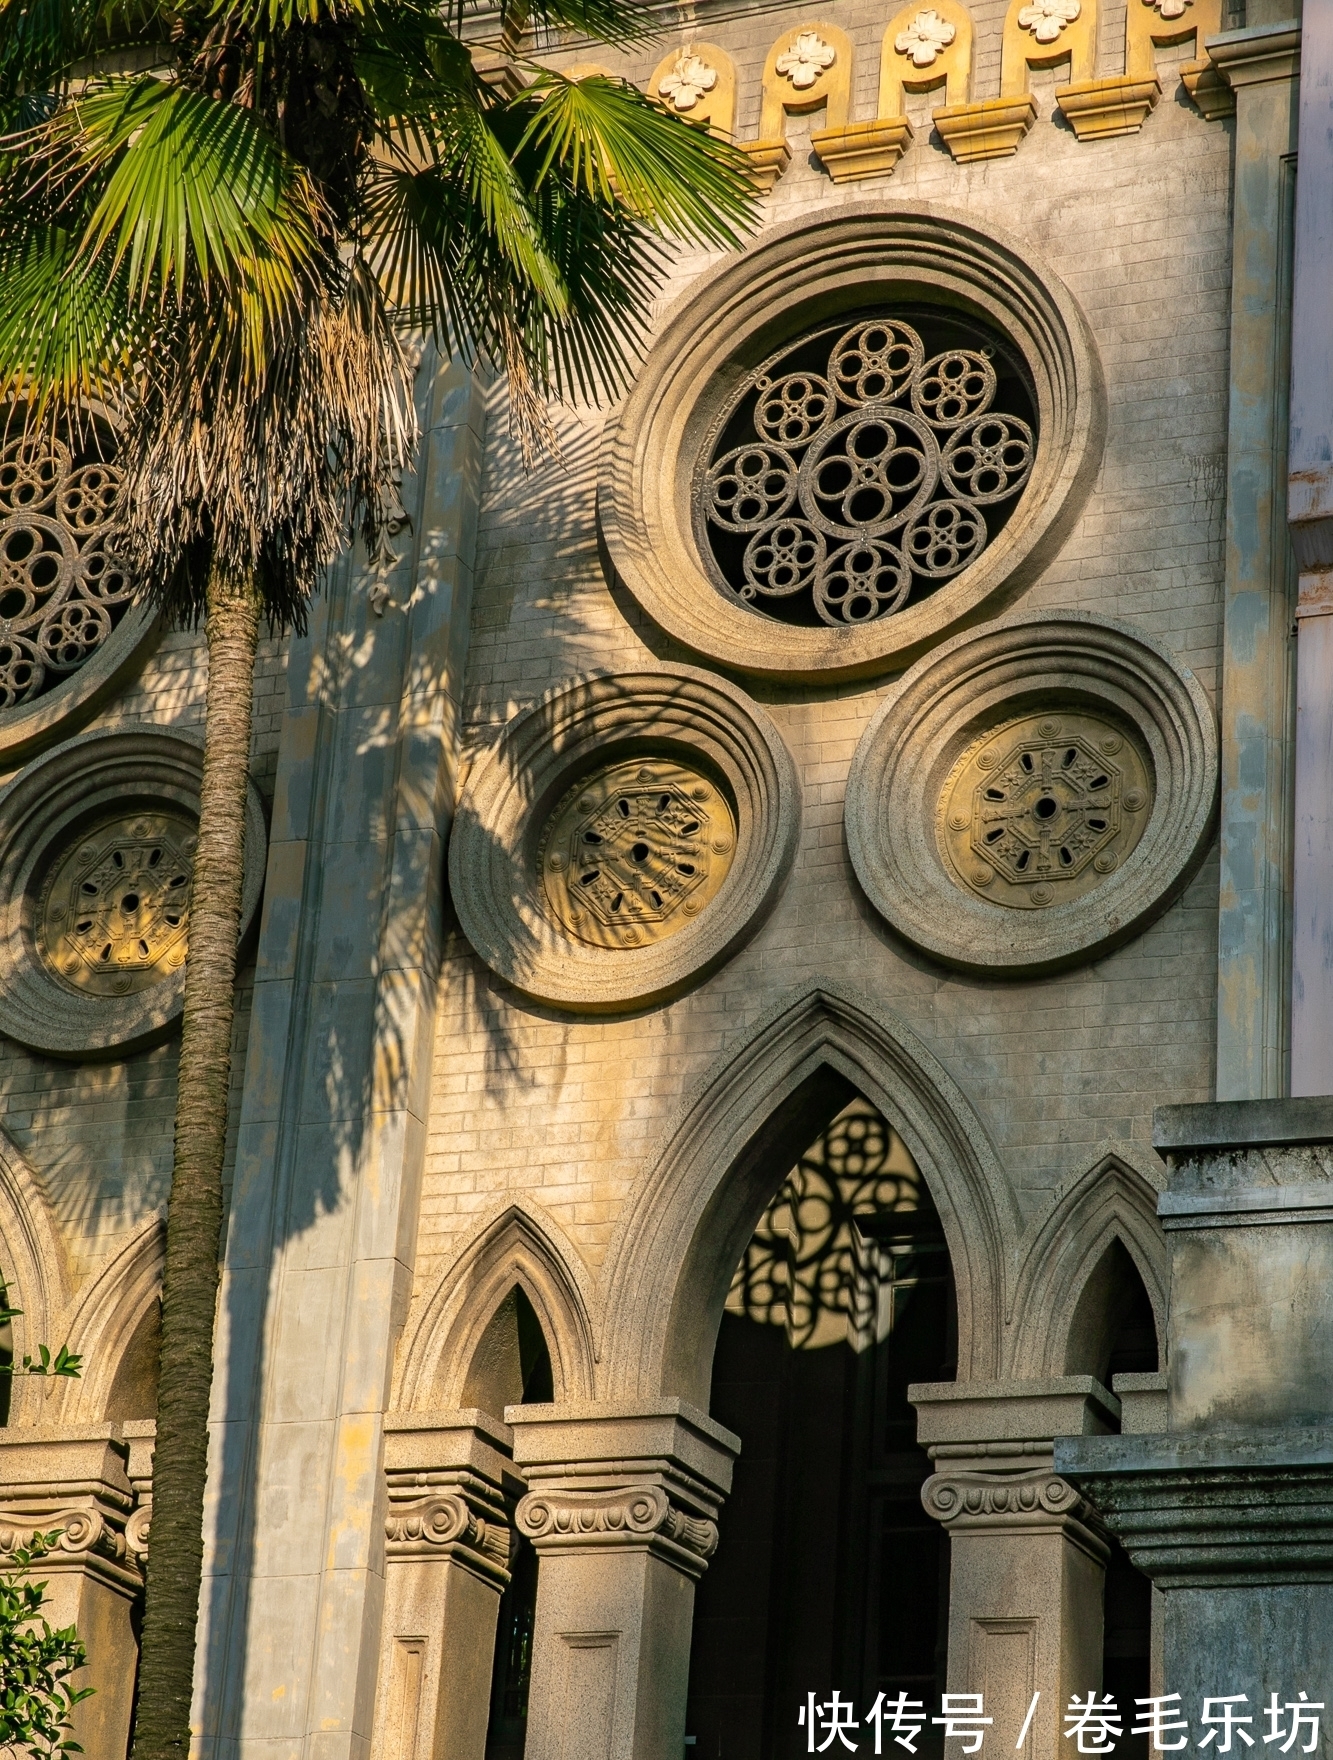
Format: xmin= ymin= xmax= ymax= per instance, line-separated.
xmin=54 ymin=80 xmax=321 ymax=308
xmin=0 ymin=222 xmax=140 ymax=415
xmin=514 ymin=71 xmax=756 ymax=251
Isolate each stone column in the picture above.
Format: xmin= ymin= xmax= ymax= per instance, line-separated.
xmin=910 ymin=1379 xmax=1118 ymax=1760
xmin=371 ymin=1411 xmax=520 ymax=1760
xmin=1286 ymin=3 xmax=1333 ymax=1094
xmin=1207 ymin=20 xmax=1301 ymax=1101
xmin=507 ymin=1401 xmax=738 ymax=1760
xmin=1059 ymin=1100 xmax=1333 ymax=1709
xmin=0 ymin=1425 xmax=144 ymax=1760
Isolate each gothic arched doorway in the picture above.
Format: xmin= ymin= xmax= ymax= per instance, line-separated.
xmin=686 ymin=1096 xmax=958 ymax=1760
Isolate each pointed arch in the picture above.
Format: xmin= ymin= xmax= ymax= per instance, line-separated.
xmin=601 ymin=983 xmax=1017 ymax=1405
xmin=0 ymin=1130 xmax=69 ymax=1425
xmin=395 ymin=1198 xmax=597 ymax=1412
xmin=1007 ymin=1145 xmax=1167 ymax=1380
xmin=54 ymin=1213 xmax=165 ymax=1423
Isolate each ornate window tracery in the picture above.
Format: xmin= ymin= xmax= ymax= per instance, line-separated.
xmin=695 ymin=310 xmax=1036 ymax=628
xmin=0 ymin=432 xmax=135 ymax=710
xmin=539 ymin=757 xmax=736 ymax=950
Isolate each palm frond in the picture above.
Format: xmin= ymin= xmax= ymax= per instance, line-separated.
xmin=46 ymin=79 xmax=323 ymax=309
xmin=115 ymin=250 xmax=418 ymax=629
xmin=514 ymin=71 xmax=756 ymax=251
xmin=0 ymin=0 xmax=101 ymax=113
xmin=0 ymin=222 xmax=140 ymax=422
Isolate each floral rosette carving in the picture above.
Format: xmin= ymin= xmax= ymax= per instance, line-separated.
xmin=697 ymin=317 xmax=1035 ymax=627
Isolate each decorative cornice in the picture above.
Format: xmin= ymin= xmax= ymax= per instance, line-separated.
xmin=1057 ymin=1435 xmax=1333 ymax=1588
xmin=516 ymin=1485 xmax=719 ymax=1578
xmin=1205 ymin=22 xmax=1300 ymax=90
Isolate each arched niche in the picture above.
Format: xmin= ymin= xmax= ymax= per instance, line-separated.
xmin=1007 ymin=1148 xmax=1167 ymax=1380
xmin=51 ymin=1214 xmax=165 ymax=1425
xmin=394 ymin=1200 xmax=597 ymax=1411
xmin=462 ymin=1284 xmax=554 ymax=1415
xmin=0 ymin=1130 xmax=69 ymax=1426
xmin=1063 ymin=1236 xmax=1160 ymax=1384
xmin=601 ymin=983 xmax=1015 ymax=1404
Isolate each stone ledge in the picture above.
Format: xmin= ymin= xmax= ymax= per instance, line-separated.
xmin=1154 ymin=1095 xmax=1333 ymax=1156
xmin=910 ymin=1376 xmax=1120 ymax=1446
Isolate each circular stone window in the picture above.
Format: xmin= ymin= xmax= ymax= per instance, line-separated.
xmin=37 ymin=810 xmax=196 ymax=993
xmin=449 ymin=668 xmax=799 ymax=1010
xmin=0 ymin=425 xmax=159 ymax=769
xmin=697 ymin=311 xmax=1035 ymax=627
xmin=940 ymin=710 xmax=1153 ymax=910
xmin=539 ymin=758 xmax=736 ymax=949
xmin=0 ymin=727 xmax=267 ymax=1057
xmin=844 ymin=613 xmax=1217 ymax=974
xmin=601 ymin=205 xmax=1104 ymax=683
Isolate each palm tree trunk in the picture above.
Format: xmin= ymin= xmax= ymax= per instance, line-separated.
xmin=132 ymin=567 xmax=263 ymax=1760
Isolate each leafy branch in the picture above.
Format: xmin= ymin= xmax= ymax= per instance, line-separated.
xmin=0 ymin=1534 xmax=94 ymax=1757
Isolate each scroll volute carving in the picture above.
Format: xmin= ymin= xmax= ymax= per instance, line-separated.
xmin=880 ymin=2 xmax=974 ymax=118
xmin=649 ymin=43 xmax=737 ymax=139
xmin=758 ymin=22 xmax=853 ymax=138
xmin=1000 ymin=0 xmax=1098 ymax=95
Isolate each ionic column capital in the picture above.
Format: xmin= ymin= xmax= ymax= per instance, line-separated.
xmin=516 ymin=1482 xmax=719 ymax=1578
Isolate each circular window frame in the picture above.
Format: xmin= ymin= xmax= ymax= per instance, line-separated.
xmin=0 ymin=600 xmax=160 ymax=771
xmin=600 ymin=203 xmax=1105 ymax=684
xmin=0 ymin=726 xmax=267 ymax=1057
xmin=448 ymin=667 xmax=801 ymax=1011
xmin=844 ymin=612 xmax=1218 ymax=975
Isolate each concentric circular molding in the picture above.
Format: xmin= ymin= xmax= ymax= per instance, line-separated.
xmin=844 ymin=613 xmax=1218 ymax=974
xmin=599 ymin=202 xmax=1105 ymax=683
xmin=0 ymin=727 xmax=267 ymax=1057
xmin=449 ymin=668 xmax=800 ymax=1010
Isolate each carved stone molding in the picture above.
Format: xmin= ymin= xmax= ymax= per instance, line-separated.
xmin=517 ymin=1484 xmax=719 ymax=1577
xmin=384 ymin=1485 xmax=511 ymax=1584
xmin=845 ymin=610 xmax=1218 ymax=974
xmin=921 ymin=1463 xmax=1109 ymax=1563
xmin=600 ymin=205 xmax=1104 ymax=683
xmin=123 ymin=1503 xmax=151 ymax=1564
xmin=0 ymin=727 xmax=266 ymax=1057
xmin=449 ymin=667 xmax=800 ymax=1011
xmin=923 ymin=1466 xmax=1086 ymax=1523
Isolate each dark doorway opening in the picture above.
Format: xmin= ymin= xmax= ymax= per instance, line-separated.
xmin=1066 ymin=1238 xmax=1160 ymax=1753
xmin=482 ymin=1286 xmax=554 ymax=1760
xmin=686 ymin=1098 xmax=958 ymax=1760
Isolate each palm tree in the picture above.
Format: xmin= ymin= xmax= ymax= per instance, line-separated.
xmin=0 ymin=5 xmax=756 ymax=1754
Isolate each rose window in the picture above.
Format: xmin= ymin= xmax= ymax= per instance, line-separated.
xmin=0 ymin=430 xmax=135 ymax=709
xmin=695 ymin=311 xmax=1036 ymax=627
xmin=938 ymin=711 xmax=1153 ymax=910
xmin=539 ymin=758 xmax=735 ymax=949
xmin=37 ymin=811 xmax=195 ymax=994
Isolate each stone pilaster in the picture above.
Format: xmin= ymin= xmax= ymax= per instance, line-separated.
xmin=507 ymin=1401 xmax=738 ymax=1760
xmin=1060 ymin=1100 xmax=1333 ymax=1710
xmin=1208 ymin=19 xmax=1301 ymax=1101
xmin=911 ymin=1380 xmax=1118 ymax=1760
xmin=0 ymin=1426 xmax=144 ymax=1760
xmin=371 ymin=1410 xmax=519 ymax=1760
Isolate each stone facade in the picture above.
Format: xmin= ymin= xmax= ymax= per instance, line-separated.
xmin=0 ymin=1 xmax=1327 ymax=1757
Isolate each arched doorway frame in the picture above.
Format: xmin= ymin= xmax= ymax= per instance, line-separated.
xmin=600 ymin=982 xmax=1018 ymax=1406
